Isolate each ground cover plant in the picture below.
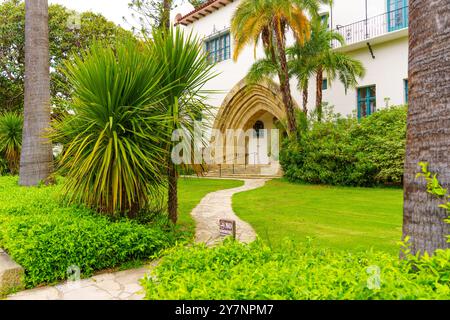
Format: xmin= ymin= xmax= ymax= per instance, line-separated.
xmin=0 ymin=176 xmax=242 ymax=288
xmin=233 ymin=179 xmax=403 ymax=254
xmin=142 ymin=239 xmax=450 ymax=300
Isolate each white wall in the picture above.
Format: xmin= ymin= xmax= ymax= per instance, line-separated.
xmin=311 ymin=36 xmax=409 ymax=115
xmin=173 ymin=0 xmax=409 ymax=120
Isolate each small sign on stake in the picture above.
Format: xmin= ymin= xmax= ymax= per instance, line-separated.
xmin=219 ymin=219 xmax=236 ymax=239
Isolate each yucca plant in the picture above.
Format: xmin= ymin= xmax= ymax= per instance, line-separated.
xmin=0 ymin=112 xmax=23 ymax=175
xmin=52 ymin=39 xmax=171 ymax=218
xmin=147 ymin=28 xmax=216 ymax=224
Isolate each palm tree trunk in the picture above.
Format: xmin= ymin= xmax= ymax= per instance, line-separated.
xmin=316 ymin=67 xmax=323 ymax=122
xmin=20 ymin=0 xmax=53 ymax=186
xmin=402 ymin=0 xmax=450 ymax=256
xmin=168 ymin=161 xmax=178 ymax=224
xmin=274 ymin=21 xmax=297 ymax=134
xmin=161 ymin=0 xmax=172 ymax=30
xmin=302 ymin=85 xmax=308 ymax=114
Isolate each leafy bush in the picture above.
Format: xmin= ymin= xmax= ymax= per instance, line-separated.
xmin=0 ymin=112 xmax=22 ymax=174
xmin=142 ymin=239 xmax=450 ymax=300
xmin=280 ymin=106 xmax=407 ymax=186
xmin=0 ymin=176 xmax=176 ymax=288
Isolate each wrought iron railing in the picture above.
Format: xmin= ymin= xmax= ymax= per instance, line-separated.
xmin=332 ymin=6 xmax=409 ymax=49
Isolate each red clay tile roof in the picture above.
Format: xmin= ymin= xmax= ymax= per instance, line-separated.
xmin=175 ymin=0 xmax=235 ymax=26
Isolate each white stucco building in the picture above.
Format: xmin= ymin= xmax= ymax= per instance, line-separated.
xmin=172 ymin=0 xmax=409 ymax=168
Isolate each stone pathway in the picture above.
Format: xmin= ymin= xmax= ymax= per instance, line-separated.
xmin=7 ymin=266 xmax=150 ymax=300
xmin=6 ymin=178 xmax=268 ymax=300
xmin=191 ymin=179 xmax=268 ymax=246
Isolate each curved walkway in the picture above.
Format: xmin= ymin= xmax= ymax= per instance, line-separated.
xmin=191 ymin=179 xmax=268 ymax=246
xmin=6 ymin=178 xmax=267 ymax=300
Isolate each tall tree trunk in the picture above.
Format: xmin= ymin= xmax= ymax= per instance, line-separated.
xmin=316 ymin=67 xmax=323 ymax=122
xmin=302 ymin=85 xmax=308 ymax=114
xmin=274 ymin=21 xmax=297 ymax=134
xmin=20 ymin=0 xmax=53 ymax=186
xmin=402 ymin=0 xmax=450 ymax=256
xmin=161 ymin=0 xmax=172 ymax=30
xmin=168 ymin=162 xmax=178 ymax=224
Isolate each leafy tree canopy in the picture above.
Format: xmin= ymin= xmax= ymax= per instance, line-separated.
xmin=0 ymin=0 xmax=133 ymax=113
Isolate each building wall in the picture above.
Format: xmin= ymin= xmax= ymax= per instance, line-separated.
xmin=314 ymin=36 xmax=409 ymax=116
xmin=173 ymin=0 xmax=409 ymax=120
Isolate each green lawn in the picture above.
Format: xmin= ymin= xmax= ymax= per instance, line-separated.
xmin=178 ymin=177 xmax=244 ymax=237
xmin=233 ymin=179 xmax=403 ymax=255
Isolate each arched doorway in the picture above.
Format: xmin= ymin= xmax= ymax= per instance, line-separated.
xmin=211 ymin=79 xmax=298 ymax=166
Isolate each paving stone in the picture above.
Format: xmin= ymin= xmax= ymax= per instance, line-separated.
xmin=8 ymin=287 xmax=60 ymax=300
xmin=190 ymin=179 xmax=268 ymax=245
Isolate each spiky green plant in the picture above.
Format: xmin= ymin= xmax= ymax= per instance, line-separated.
xmin=52 ymin=39 xmax=171 ymax=217
xmin=0 ymin=112 xmax=23 ymax=174
xmin=147 ymin=28 xmax=216 ymax=224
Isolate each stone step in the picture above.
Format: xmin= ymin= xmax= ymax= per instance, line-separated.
xmin=205 ymin=173 xmax=282 ymax=179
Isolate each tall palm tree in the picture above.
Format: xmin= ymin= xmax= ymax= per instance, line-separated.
xmin=20 ymin=0 xmax=53 ymax=186
xmin=291 ymin=18 xmax=365 ymax=121
xmin=287 ymin=37 xmax=318 ymax=114
xmin=402 ymin=0 xmax=450 ymax=255
xmin=231 ymin=0 xmax=323 ymax=134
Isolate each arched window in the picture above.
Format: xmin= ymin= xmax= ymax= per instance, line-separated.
xmin=253 ymin=120 xmax=264 ymax=138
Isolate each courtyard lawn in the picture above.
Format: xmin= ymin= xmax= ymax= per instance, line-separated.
xmin=233 ymin=179 xmax=403 ymax=255
xmin=177 ymin=177 xmax=244 ymax=237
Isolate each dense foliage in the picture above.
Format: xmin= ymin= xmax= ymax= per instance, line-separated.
xmin=51 ymin=40 xmax=170 ymax=217
xmin=0 ymin=0 xmax=131 ymax=112
xmin=0 ymin=112 xmax=23 ymax=174
xmin=0 ymin=176 xmax=175 ymax=288
xmin=142 ymin=239 xmax=450 ymax=300
xmin=280 ymin=106 xmax=407 ymax=186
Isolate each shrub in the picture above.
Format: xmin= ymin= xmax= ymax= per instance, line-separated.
xmin=280 ymin=106 xmax=407 ymax=186
xmin=0 ymin=176 xmax=176 ymax=288
xmin=52 ymin=39 xmax=169 ymax=217
xmin=142 ymin=239 xmax=450 ymax=300
xmin=0 ymin=112 xmax=23 ymax=174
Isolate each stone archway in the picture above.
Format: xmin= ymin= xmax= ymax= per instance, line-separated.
xmin=212 ymin=79 xmax=288 ymax=132
xmin=210 ymin=79 xmax=298 ymax=166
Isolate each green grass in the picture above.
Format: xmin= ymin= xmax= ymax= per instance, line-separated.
xmin=177 ymin=177 xmax=244 ymax=237
xmin=233 ymin=179 xmax=403 ymax=255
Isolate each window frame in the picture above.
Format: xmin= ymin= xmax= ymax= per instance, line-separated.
xmin=357 ymin=85 xmax=377 ymax=119
xmin=322 ymin=78 xmax=328 ymax=91
xmin=404 ymin=79 xmax=409 ymax=104
xmin=205 ymin=32 xmax=231 ymax=64
xmin=387 ymin=0 xmax=408 ymax=32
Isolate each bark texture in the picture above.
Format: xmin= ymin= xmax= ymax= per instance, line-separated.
xmin=161 ymin=0 xmax=172 ymax=30
xmin=20 ymin=0 xmax=53 ymax=186
xmin=274 ymin=20 xmax=297 ymax=134
xmin=403 ymin=0 xmax=450 ymax=255
xmin=302 ymin=86 xmax=308 ymax=114
xmin=316 ymin=68 xmax=323 ymax=121
xmin=168 ymin=162 xmax=178 ymax=224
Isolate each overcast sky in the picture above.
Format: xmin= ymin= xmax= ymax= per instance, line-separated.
xmin=48 ymin=0 xmax=134 ymax=29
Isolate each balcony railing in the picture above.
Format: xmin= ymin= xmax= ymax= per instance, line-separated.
xmin=332 ymin=6 xmax=409 ymax=49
